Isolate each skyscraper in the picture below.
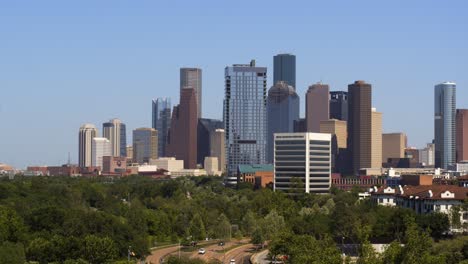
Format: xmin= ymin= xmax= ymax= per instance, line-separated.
xmin=348 ymin=80 xmax=372 ymax=173
xmin=166 ymin=88 xmax=198 ymax=169
xmin=152 ymin=98 xmax=172 ymax=157
xmin=319 ymin=119 xmax=347 ymax=172
xmin=92 ymin=137 xmax=111 ymax=168
xmin=306 ymin=83 xmax=330 ymax=133
xmin=210 ymin=129 xmax=226 ymax=173
xmin=224 ymin=60 xmax=267 ymax=184
xmin=382 ymin=133 xmax=406 ymax=163
xmin=273 ymin=54 xmax=296 ymax=88
xmin=197 ymin=118 xmax=224 ymax=165
xmin=274 ymin=132 xmax=332 ymax=194
xmin=78 ymin=124 xmax=98 ymax=168
xmin=102 ymin=118 xmax=126 ymax=157
xmin=456 ymin=109 xmax=468 ymax=162
xmin=180 ymin=68 xmax=202 ymax=117
xmin=329 ymin=91 xmax=348 ymax=121
xmin=267 ymin=81 xmax=300 ymax=163
xmin=434 ymin=82 xmax=456 ymax=169
xmin=133 ymin=128 xmax=158 ymax=164
xmin=371 ymin=108 xmax=383 ymax=168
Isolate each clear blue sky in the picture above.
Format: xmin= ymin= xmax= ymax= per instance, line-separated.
xmin=1 ymin=0 xmax=467 ymax=169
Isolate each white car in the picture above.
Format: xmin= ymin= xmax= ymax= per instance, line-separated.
xmin=229 ymin=259 xmax=236 ymax=264
xmin=198 ymin=248 xmax=206 ymax=254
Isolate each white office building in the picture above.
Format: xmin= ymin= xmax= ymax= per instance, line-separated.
xmin=274 ymin=132 xmax=332 ymax=194
xmin=149 ymin=157 xmax=184 ymax=172
xmin=92 ymin=137 xmax=111 ymax=168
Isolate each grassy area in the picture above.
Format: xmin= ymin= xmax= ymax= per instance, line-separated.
xmin=213 ymin=242 xmax=247 ymax=253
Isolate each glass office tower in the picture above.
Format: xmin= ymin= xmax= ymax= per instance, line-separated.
xmin=224 ymin=60 xmax=268 ymax=185
xmin=152 ymin=98 xmax=171 ymax=157
xmin=267 ymin=81 xmax=300 ymax=163
xmin=434 ymin=82 xmax=456 ymax=169
xmin=273 ymin=54 xmax=296 ymax=89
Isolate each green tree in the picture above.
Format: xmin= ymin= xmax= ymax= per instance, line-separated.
xmin=213 ymin=214 xmax=231 ymax=240
xmin=0 ymin=242 xmax=26 ymax=264
xmin=0 ymin=206 xmax=26 ymax=243
xmin=400 ymin=217 xmax=444 ymax=264
xmin=261 ymin=209 xmax=286 ymax=240
xmin=188 ymin=213 xmax=206 ymax=241
xmin=381 ymin=241 xmax=402 ymax=264
xmin=241 ymin=210 xmax=257 ymax=236
xmin=251 ymin=228 xmax=264 ymax=247
xmin=82 ymin=235 xmax=118 ymax=264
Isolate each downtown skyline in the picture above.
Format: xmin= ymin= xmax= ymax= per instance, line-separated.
xmin=1 ymin=0 xmax=467 ymax=169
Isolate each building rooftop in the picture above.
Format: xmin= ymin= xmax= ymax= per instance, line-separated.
xmin=238 ymin=164 xmax=274 ymax=174
xmin=372 ymin=185 xmax=468 ymax=200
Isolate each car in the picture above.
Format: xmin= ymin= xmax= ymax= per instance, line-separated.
xmin=218 ymin=241 xmax=225 ymax=246
xmin=229 ymin=259 xmax=236 ymax=264
xmin=198 ymin=248 xmax=206 ymax=254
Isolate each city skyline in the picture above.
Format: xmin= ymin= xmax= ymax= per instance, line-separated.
xmin=1 ymin=1 xmax=468 ymax=168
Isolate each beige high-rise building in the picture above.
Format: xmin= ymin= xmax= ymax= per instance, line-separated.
xmin=133 ymin=128 xmax=158 ymax=164
xmin=371 ymin=109 xmax=382 ymax=168
xmin=79 ymin=124 xmax=98 ymax=167
xmin=103 ymin=118 xmax=126 ymax=157
xmin=382 ymin=133 xmax=406 ymax=163
xmin=319 ymin=119 xmax=347 ymax=149
xmin=210 ymin=129 xmax=226 ymax=173
xmin=126 ymin=145 xmax=133 ymax=161
xmin=204 ymin=157 xmax=221 ymax=176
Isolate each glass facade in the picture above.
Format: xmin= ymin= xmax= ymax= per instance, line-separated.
xmin=152 ymin=98 xmax=171 ymax=157
xmin=133 ymin=128 xmax=158 ymax=164
xmin=329 ymin=91 xmax=348 ymax=121
xmin=180 ymin=68 xmax=202 ymax=117
xmin=273 ymin=54 xmax=296 ymax=88
xmin=224 ymin=61 xmax=267 ymax=184
xmin=434 ymin=82 xmax=456 ymax=169
xmin=267 ymin=81 xmax=300 ymax=163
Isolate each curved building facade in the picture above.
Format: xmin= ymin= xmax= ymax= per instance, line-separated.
xmin=267 ymin=81 xmax=300 ymax=163
xmin=78 ymin=124 xmax=98 ymax=167
xmin=435 ymin=82 xmax=456 ymax=169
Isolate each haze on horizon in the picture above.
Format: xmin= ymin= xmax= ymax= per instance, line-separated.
xmin=0 ymin=0 xmax=467 ymax=169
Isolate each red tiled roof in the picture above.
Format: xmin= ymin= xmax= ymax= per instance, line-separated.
xmin=372 ymin=185 xmax=468 ymax=200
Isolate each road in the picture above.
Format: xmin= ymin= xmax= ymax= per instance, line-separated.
xmin=190 ymin=240 xmax=240 ymax=262
xmin=145 ymin=244 xmax=180 ymax=264
xmin=223 ymin=243 xmax=255 ymax=264
xmin=251 ymin=249 xmax=270 ymax=264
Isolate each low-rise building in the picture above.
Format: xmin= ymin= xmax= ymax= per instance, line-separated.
xmin=102 ymin=156 xmax=127 ymax=175
xmin=48 ymin=165 xmax=80 ymax=176
xmin=204 ymin=157 xmax=221 ymax=176
xmin=150 ymin=157 xmax=184 ymax=172
xmin=171 ymin=169 xmax=207 ymax=177
xmin=238 ymin=164 xmax=274 ymax=188
xmin=371 ymin=185 xmax=468 ymax=227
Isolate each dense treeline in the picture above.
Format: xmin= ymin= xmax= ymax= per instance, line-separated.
xmin=0 ymin=176 xmax=466 ymax=263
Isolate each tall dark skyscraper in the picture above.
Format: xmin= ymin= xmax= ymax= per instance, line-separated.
xmin=348 ymin=81 xmax=372 ymax=173
xmin=306 ymin=83 xmax=329 ymax=133
xmin=197 ymin=118 xmax=224 ymax=165
xmin=434 ymin=82 xmax=456 ymax=169
xmin=180 ymin=68 xmax=202 ymax=117
xmin=267 ymin=81 xmax=300 ymax=163
xmin=166 ymin=88 xmax=198 ymax=169
xmin=152 ymin=98 xmax=171 ymax=157
xmin=456 ymin=109 xmax=468 ymax=162
xmin=224 ymin=60 xmax=268 ymax=184
xmin=329 ymin=91 xmax=348 ymax=121
xmin=273 ymin=54 xmax=296 ymax=88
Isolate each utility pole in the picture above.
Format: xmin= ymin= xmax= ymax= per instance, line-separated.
xmin=178 ymin=239 xmax=181 ymax=259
